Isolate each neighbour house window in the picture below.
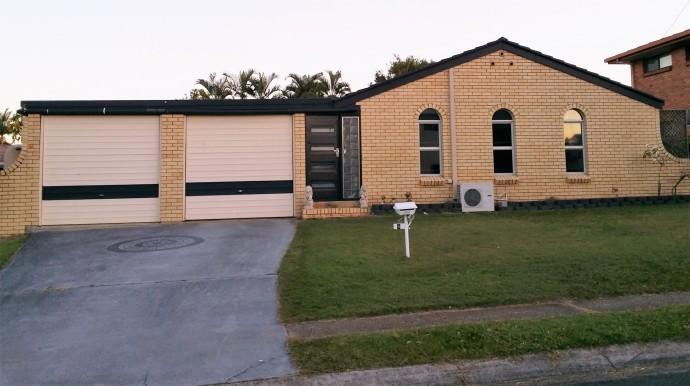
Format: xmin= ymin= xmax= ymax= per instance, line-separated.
xmin=686 ymin=47 xmax=690 ymax=62
xmin=564 ymin=109 xmax=586 ymax=173
xmin=419 ymin=109 xmax=441 ymax=175
xmin=644 ymin=53 xmax=672 ymax=73
xmin=492 ymin=109 xmax=515 ymax=174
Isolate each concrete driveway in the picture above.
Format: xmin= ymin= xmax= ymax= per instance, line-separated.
xmin=0 ymin=219 xmax=296 ymax=386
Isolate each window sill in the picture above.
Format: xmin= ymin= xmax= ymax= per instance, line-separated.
xmin=566 ymin=174 xmax=591 ymax=184
xmin=494 ymin=175 xmax=519 ymax=185
xmin=643 ymin=66 xmax=672 ymax=77
xmin=419 ymin=176 xmax=449 ymax=187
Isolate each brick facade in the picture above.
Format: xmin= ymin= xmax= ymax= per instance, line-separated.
xmin=292 ymin=113 xmax=306 ymax=217
xmin=630 ymin=46 xmax=690 ymax=110
xmin=358 ymin=50 xmax=690 ymax=205
xmin=0 ymin=115 xmax=41 ymax=236
xmin=159 ymin=114 xmax=186 ymax=222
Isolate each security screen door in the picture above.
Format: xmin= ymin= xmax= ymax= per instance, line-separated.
xmin=306 ymin=116 xmax=340 ymax=200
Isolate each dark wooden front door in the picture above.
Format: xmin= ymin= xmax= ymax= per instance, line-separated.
xmin=306 ymin=116 xmax=340 ymax=201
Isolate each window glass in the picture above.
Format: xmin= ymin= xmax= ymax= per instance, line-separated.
xmin=565 ymin=149 xmax=585 ymax=173
xmin=492 ymin=109 xmax=515 ymax=174
xmin=563 ymin=109 xmax=585 ymax=173
xmin=418 ymin=108 xmax=441 ymax=175
xmin=492 ymin=123 xmax=512 ymax=146
xmin=686 ymin=47 xmax=690 ymax=61
xmin=419 ymin=123 xmax=440 ymax=147
xmin=564 ymin=123 xmax=583 ymax=146
xmin=492 ymin=109 xmax=512 ymax=121
xmin=644 ymin=57 xmax=659 ymax=72
xmin=420 ymin=151 xmax=440 ymax=174
xmin=659 ymin=54 xmax=672 ymax=68
xmin=419 ymin=109 xmax=440 ymax=121
xmin=493 ymin=150 xmax=514 ymax=174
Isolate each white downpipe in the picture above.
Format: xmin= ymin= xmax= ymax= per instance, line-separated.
xmin=448 ymin=69 xmax=458 ymax=192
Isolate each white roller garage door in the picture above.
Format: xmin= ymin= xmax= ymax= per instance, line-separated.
xmin=185 ymin=116 xmax=294 ymax=220
xmin=41 ymin=116 xmax=160 ymax=225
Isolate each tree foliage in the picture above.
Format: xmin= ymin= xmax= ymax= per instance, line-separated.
xmin=250 ymin=72 xmax=282 ymax=99
xmin=0 ymin=109 xmax=22 ymax=144
xmin=186 ymin=69 xmax=351 ymax=99
xmin=374 ymin=54 xmax=433 ymax=84
xmin=324 ymin=70 xmax=351 ymax=97
xmin=189 ymin=73 xmax=234 ymax=100
xmin=283 ymin=73 xmax=327 ymax=98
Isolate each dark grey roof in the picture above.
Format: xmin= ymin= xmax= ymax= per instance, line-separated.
xmin=336 ymin=37 xmax=664 ymax=108
xmin=20 ymin=98 xmax=357 ymax=116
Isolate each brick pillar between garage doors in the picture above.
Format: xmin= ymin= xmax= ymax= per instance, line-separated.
xmin=159 ymin=114 xmax=186 ymax=222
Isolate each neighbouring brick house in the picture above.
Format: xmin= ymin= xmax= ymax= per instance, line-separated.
xmin=1 ymin=38 xmax=689 ymax=236
xmin=606 ymin=29 xmax=690 ymax=110
xmin=606 ymin=29 xmax=690 ymax=158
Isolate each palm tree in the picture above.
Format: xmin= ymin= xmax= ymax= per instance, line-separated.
xmin=189 ymin=73 xmax=233 ymax=100
xmin=283 ymin=73 xmax=326 ymax=98
xmin=226 ymin=69 xmax=256 ymax=99
xmin=250 ymin=72 xmax=282 ymax=99
xmin=323 ymin=70 xmax=351 ymax=97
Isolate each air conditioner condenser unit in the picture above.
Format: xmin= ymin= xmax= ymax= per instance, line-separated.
xmin=458 ymin=182 xmax=495 ymax=212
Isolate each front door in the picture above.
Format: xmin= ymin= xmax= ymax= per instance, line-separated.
xmin=306 ymin=116 xmax=340 ymax=200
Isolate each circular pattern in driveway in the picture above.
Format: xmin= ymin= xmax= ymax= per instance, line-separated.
xmin=107 ymin=236 xmax=204 ymax=253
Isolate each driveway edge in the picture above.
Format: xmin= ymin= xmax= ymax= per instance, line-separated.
xmin=216 ymin=340 xmax=690 ymax=386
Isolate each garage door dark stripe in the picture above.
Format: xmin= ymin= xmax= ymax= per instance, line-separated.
xmin=185 ymin=181 xmax=293 ymax=196
xmin=43 ymin=185 xmax=159 ymax=200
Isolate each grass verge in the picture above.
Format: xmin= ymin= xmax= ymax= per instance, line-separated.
xmin=289 ymin=305 xmax=690 ymax=374
xmin=279 ymin=204 xmax=690 ymax=322
xmin=0 ymin=236 xmax=24 ymax=270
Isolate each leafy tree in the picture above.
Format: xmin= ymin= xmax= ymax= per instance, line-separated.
xmin=226 ymin=69 xmax=256 ymax=99
xmin=374 ymin=54 xmax=433 ymax=84
xmin=250 ymin=72 xmax=282 ymax=99
xmin=188 ymin=73 xmax=234 ymax=100
xmin=323 ymin=70 xmax=351 ymax=97
xmin=283 ymin=73 xmax=326 ymax=98
xmin=0 ymin=109 xmax=22 ymax=144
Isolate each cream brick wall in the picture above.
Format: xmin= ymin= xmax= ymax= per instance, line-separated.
xmin=359 ymin=50 xmax=690 ymax=204
xmin=293 ymin=113 xmax=306 ymax=217
xmin=0 ymin=114 xmax=41 ymax=236
xmin=159 ymin=114 xmax=185 ymax=222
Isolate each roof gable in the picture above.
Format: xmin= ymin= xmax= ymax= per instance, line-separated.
xmin=336 ymin=38 xmax=663 ymax=108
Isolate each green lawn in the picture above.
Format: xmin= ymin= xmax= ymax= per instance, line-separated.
xmin=290 ymin=305 xmax=690 ymax=374
xmin=0 ymin=236 xmax=24 ymax=270
xmin=279 ymin=204 xmax=690 ymax=322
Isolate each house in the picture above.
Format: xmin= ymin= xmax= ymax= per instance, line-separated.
xmin=1 ymin=38 xmax=689 ymax=236
xmin=605 ymin=29 xmax=690 ymax=158
xmin=605 ymin=29 xmax=690 ymax=110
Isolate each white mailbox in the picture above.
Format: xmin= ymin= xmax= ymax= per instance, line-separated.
xmin=393 ymin=202 xmax=417 ymax=258
xmin=393 ymin=202 xmax=417 ymax=216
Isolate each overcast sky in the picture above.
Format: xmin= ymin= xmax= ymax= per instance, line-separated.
xmin=1 ymin=0 xmax=688 ymax=110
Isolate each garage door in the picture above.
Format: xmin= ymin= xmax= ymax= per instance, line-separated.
xmin=41 ymin=116 xmax=160 ymax=225
xmin=185 ymin=116 xmax=294 ymax=220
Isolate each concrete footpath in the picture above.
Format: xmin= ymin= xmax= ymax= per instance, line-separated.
xmin=286 ymin=291 xmax=690 ymax=340
xmin=218 ymin=341 xmax=690 ymax=386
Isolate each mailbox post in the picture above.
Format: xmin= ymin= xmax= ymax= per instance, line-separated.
xmin=393 ymin=202 xmax=417 ymax=258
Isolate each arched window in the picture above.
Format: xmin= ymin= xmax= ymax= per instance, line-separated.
xmin=492 ymin=109 xmax=515 ymax=174
xmin=419 ymin=109 xmax=441 ymax=175
xmin=564 ymin=109 xmax=586 ymax=173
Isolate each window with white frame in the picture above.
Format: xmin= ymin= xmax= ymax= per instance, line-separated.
xmin=564 ymin=109 xmax=586 ymax=173
xmin=644 ymin=53 xmax=672 ymax=73
xmin=492 ymin=109 xmax=515 ymax=174
xmin=419 ymin=109 xmax=441 ymax=175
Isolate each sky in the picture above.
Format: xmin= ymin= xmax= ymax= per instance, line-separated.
xmin=1 ymin=0 xmax=689 ymax=111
